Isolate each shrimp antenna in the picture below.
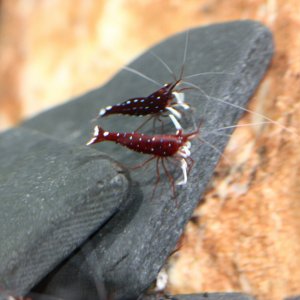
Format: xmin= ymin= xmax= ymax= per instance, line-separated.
xmin=122 ymin=66 xmax=162 ymax=87
xmin=209 ymin=121 xmax=273 ymax=133
xmin=198 ymin=135 xmax=231 ymax=164
xmin=185 ymin=71 xmax=235 ymax=79
xmin=202 ymin=121 xmax=273 ymax=138
xmin=150 ymin=30 xmax=190 ymax=83
xmin=179 ymin=30 xmax=189 ymax=82
xmin=150 ymin=51 xmax=176 ymax=81
xmin=182 ymin=81 xmax=299 ymax=137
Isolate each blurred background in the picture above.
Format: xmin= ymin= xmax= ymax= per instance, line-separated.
xmin=1 ymin=1 xmax=300 ymax=300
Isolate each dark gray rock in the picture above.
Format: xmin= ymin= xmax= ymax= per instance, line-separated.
xmin=22 ymin=21 xmax=273 ymax=299
xmin=140 ymin=292 xmax=256 ymax=300
xmin=0 ymin=127 xmax=129 ymax=295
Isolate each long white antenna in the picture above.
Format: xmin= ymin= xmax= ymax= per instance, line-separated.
xmin=123 ymin=66 xmax=162 ymax=87
xmin=182 ymin=81 xmax=298 ymax=137
xmin=150 ymin=51 xmax=176 ymax=80
xmin=179 ymin=30 xmax=189 ymax=81
xmin=198 ymin=136 xmax=231 ymax=164
xmin=185 ymin=71 xmax=234 ymax=79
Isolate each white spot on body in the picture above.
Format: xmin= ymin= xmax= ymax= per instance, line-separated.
xmin=139 ymin=138 xmax=142 ymax=141
xmin=147 ymin=139 xmax=151 ymax=142
xmin=94 ymin=126 xmax=99 ymax=136
xmin=117 ymin=133 xmax=120 ymax=137
xmin=151 ymin=148 xmax=154 ymax=151
xmin=103 ymin=131 xmax=109 ymax=137
xmin=152 ymin=137 xmax=156 ymax=141
xmin=126 ymin=100 xmax=131 ymax=104
xmin=157 ymin=96 xmax=161 ymax=100
xmin=134 ymin=99 xmax=138 ymax=103
xmin=141 ymin=99 xmax=145 ymax=103
xmin=99 ymin=108 xmax=106 ymax=116
xmin=129 ymin=136 xmax=133 ymax=140
xmin=106 ymin=106 xmax=112 ymax=110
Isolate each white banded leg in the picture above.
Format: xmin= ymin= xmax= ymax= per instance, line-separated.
xmin=168 ymin=114 xmax=182 ymax=132
xmin=176 ymin=142 xmax=192 ymax=186
xmin=176 ymin=158 xmax=188 ymax=186
xmin=180 ymin=143 xmax=191 ymax=157
xmin=166 ymin=106 xmax=182 ymax=119
xmin=173 ymin=92 xmax=190 ymax=110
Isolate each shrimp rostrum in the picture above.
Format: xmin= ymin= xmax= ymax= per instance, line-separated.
xmin=86 ymin=115 xmax=198 ymax=197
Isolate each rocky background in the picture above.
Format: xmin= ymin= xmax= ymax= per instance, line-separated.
xmin=0 ymin=1 xmax=299 ymax=300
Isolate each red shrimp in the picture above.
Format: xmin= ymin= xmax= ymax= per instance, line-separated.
xmin=86 ymin=115 xmax=198 ymax=197
xmin=98 ymin=79 xmax=188 ymax=119
xmin=97 ymin=33 xmax=193 ymax=131
xmin=98 ymin=77 xmax=190 ymax=133
xmin=97 ymin=31 xmax=229 ymax=131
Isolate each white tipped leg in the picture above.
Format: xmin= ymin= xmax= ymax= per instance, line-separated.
xmin=86 ymin=126 xmax=99 ymax=145
xmin=173 ymin=91 xmax=185 ymax=104
xmin=176 ymin=159 xmax=188 ymax=186
xmin=185 ymin=141 xmax=191 ymax=150
xmin=166 ymin=106 xmax=182 ymax=119
xmin=180 ymin=145 xmax=191 ymax=158
xmin=168 ymin=114 xmax=182 ymax=131
xmin=173 ymin=92 xmax=190 ymax=110
xmin=178 ymin=102 xmax=190 ymax=110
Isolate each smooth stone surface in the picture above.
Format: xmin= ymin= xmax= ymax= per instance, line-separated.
xmin=0 ymin=127 xmax=129 ymax=295
xmin=24 ymin=21 xmax=273 ymax=299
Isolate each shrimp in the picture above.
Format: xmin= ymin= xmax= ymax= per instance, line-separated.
xmin=86 ymin=115 xmax=198 ymax=197
xmin=97 ymin=33 xmax=193 ymax=131
xmin=97 ymin=31 xmax=233 ymax=132
xmin=98 ymin=79 xmax=188 ymax=126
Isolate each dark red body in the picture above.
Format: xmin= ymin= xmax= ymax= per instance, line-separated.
xmin=100 ymin=81 xmax=179 ymax=117
xmin=87 ymin=126 xmax=192 ymax=157
xmin=87 ymin=124 xmax=199 ymax=199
